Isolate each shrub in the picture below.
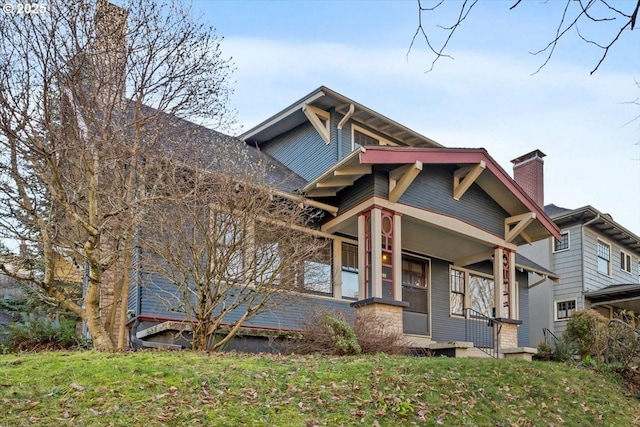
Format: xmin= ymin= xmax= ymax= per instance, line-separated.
xmin=287 ymin=310 xmax=360 ymax=355
xmin=353 ymin=311 xmax=408 ymax=355
xmin=563 ymin=310 xmax=608 ymax=360
xmin=5 ymin=313 xmax=82 ymax=351
xmin=287 ymin=309 xmax=408 ymax=356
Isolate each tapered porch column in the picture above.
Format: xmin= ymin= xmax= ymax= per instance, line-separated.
xmin=493 ymin=246 xmax=520 ymax=348
xmin=352 ymin=208 xmax=407 ymax=335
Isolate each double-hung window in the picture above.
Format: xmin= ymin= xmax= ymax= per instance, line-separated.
xmin=597 ymin=240 xmax=611 ymax=276
xmin=341 ymin=243 xmax=359 ymax=299
xmin=556 ymin=299 xmax=576 ymax=320
xmin=621 ymin=251 xmax=632 ymax=274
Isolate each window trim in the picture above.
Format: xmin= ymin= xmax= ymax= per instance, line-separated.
xmin=449 ymin=266 xmax=495 ymax=319
xmin=553 ymin=231 xmax=570 ymax=253
xmin=554 ymin=298 xmax=577 ymax=321
xmin=351 ymin=124 xmax=398 ymax=151
xmin=596 ymin=240 xmax=611 ymax=276
xmin=620 ymin=250 xmax=633 ymax=274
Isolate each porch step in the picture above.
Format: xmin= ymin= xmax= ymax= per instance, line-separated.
xmin=500 ymin=347 xmax=538 ymax=361
xmin=467 ymin=347 xmax=494 ymax=359
xmin=427 ymin=341 xmax=473 ymax=358
xmin=136 ymin=321 xmax=193 ymax=339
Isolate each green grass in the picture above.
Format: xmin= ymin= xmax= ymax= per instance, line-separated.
xmin=1 ymin=351 xmax=639 ymax=426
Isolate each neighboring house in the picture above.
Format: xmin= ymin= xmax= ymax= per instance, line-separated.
xmin=511 ymin=151 xmax=640 ymax=346
xmin=127 ymin=87 xmax=562 ymax=355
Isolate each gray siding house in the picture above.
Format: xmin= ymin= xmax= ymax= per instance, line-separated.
xmin=511 ymin=152 xmax=640 ymax=346
xmin=128 ymin=87 xmax=562 ymax=354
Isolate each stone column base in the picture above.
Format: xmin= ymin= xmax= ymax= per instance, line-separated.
xmin=350 ymin=298 xmax=408 ymax=337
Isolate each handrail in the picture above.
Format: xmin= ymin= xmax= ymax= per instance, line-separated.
xmin=464 ymin=308 xmax=502 ymax=359
xmin=542 ymin=328 xmax=560 ymax=348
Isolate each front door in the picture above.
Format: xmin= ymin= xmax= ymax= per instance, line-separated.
xmin=402 ymin=257 xmax=430 ymax=336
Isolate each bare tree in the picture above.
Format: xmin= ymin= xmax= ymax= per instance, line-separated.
xmin=409 ymin=0 xmax=639 ymax=74
xmin=139 ymin=141 xmax=330 ymax=351
xmin=0 ymin=0 xmax=233 ymax=350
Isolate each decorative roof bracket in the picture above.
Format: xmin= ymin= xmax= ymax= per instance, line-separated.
xmin=389 ymin=161 xmax=423 ymax=203
xmin=453 ymin=161 xmax=486 ymax=200
xmin=302 ymin=104 xmax=330 ymax=144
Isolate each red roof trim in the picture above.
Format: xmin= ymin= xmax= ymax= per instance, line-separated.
xmin=359 ymin=147 xmax=562 ymax=241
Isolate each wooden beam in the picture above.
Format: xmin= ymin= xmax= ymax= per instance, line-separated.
xmin=334 ymin=165 xmax=372 ymax=176
xmin=316 ymin=177 xmax=357 ymax=188
xmin=505 ymin=212 xmax=536 ymax=243
xmin=305 ymin=188 xmax=337 ymax=197
xmin=302 ymin=104 xmax=330 ymax=144
xmin=453 ymin=162 xmax=485 ymax=200
xmin=454 ymin=250 xmax=493 ymax=267
xmin=389 ymin=161 xmax=422 ymax=203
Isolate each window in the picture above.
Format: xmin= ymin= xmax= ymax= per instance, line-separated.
xmin=597 ymin=240 xmax=611 ymax=275
xmin=402 ymin=257 xmax=430 ymax=314
xmin=341 ymin=243 xmax=359 ymax=299
xmin=469 ymin=274 xmax=495 ymax=318
xmin=351 ymin=125 xmax=398 ymax=151
xmin=621 ymin=251 xmax=632 ymax=274
xmin=302 ymin=243 xmax=332 ymax=295
xmin=553 ymin=232 xmax=569 ymax=252
xmin=556 ymin=299 xmax=576 ymax=320
xmin=353 ymin=129 xmax=379 ymax=149
xmin=450 ymin=269 xmax=465 ymax=317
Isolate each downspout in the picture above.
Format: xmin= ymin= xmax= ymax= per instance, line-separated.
xmin=580 ymin=213 xmax=601 ymax=309
xmin=337 ymin=104 xmax=355 ymax=161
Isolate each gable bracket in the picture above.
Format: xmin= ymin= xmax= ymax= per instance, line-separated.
xmin=302 ymin=104 xmax=330 ymax=144
xmin=389 ymin=161 xmax=423 ymax=203
xmin=505 ymin=212 xmax=536 ymax=243
xmin=453 ymin=161 xmax=486 ymax=201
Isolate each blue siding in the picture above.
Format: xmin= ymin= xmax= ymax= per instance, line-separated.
xmin=138 ymin=274 xmax=353 ymax=331
xmin=517 ymin=270 xmax=529 ymax=347
xmin=337 ymin=174 xmax=374 ymax=212
xmin=263 ymin=122 xmax=337 ymax=182
xmin=400 ymin=166 xmax=508 ymax=237
xmin=430 ymin=258 xmax=467 ymax=342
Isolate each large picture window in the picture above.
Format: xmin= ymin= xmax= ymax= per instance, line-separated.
xmin=450 ymin=268 xmax=495 ymax=318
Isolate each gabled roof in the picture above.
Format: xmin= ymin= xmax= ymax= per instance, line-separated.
xmin=303 ymin=146 xmax=562 ymax=243
xmin=545 ymin=204 xmax=640 ymax=254
xmin=240 ymin=86 xmax=442 ymax=148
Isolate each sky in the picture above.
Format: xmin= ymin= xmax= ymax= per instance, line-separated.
xmin=192 ymin=0 xmax=640 ymax=236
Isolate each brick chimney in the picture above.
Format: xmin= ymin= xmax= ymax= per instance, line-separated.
xmin=511 ymin=149 xmax=545 ymax=207
xmin=94 ymin=0 xmax=128 ymax=103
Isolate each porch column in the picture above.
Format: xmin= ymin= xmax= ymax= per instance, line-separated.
xmin=494 ymin=246 xmax=520 ymax=349
xmin=392 ymin=213 xmax=402 ymax=301
xmin=357 ymin=214 xmax=366 ymax=299
xmin=370 ymin=207 xmax=383 ymax=298
xmin=493 ymin=247 xmax=505 ymax=318
xmin=332 ymin=239 xmax=342 ymax=298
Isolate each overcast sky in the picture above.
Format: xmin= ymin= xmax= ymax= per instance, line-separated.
xmin=193 ymin=0 xmax=640 ymax=236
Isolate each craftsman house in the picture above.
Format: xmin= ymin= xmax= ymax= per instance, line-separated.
xmin=513 ymin=152 xmax=640 ymax=346
xmin=127 ymin=87 xmax=562 ymax=357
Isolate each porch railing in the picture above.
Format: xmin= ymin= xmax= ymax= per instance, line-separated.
xmin=542 ymin=328 xmax=560 ymax=349
xmin=464 ymin=308 xmax=501 ymax=359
